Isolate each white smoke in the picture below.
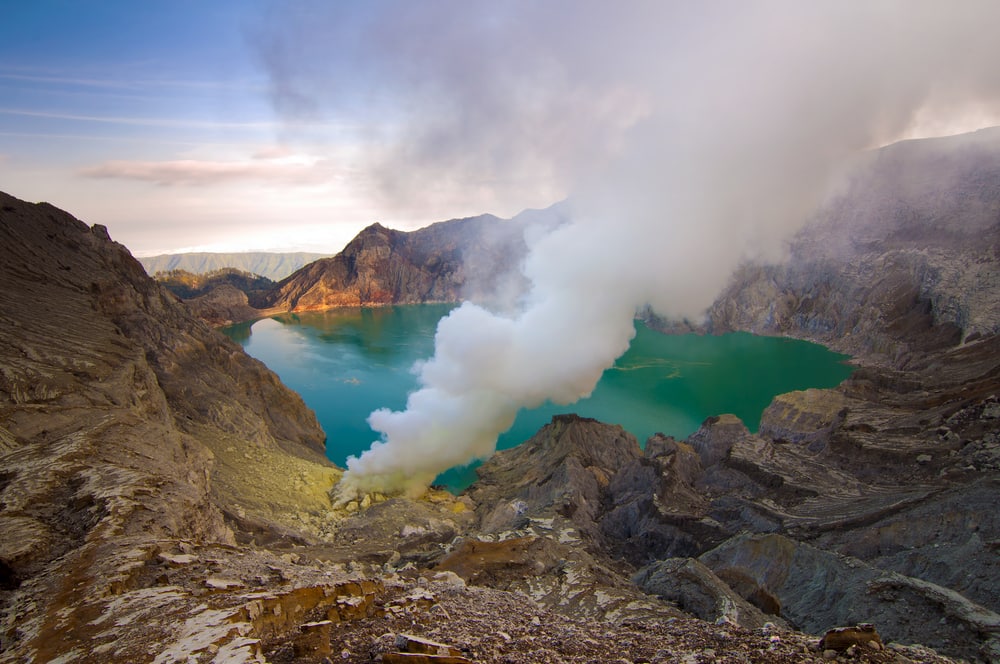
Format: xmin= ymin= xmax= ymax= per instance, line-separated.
xmin=259 ymin=1 xmax=1000 ymax=497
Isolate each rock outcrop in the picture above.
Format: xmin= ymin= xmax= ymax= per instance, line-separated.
xmin=699 ymin=533 xmax=1000 ymax=663
xmin=466 ymin=414 xmax=642 ymax=546
xmin=183 ymin=283 xmax=267 ymax=328
xmin=632 ymin=556 xmax=778 ymax=630
xmin=0 ymin=192 xmax=343 ymax=660
xmin=263 ymin=206 xmax=565 ymax=313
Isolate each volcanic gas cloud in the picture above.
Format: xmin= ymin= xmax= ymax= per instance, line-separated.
xmin=261 ymin=2 xmax=1000 ymax=497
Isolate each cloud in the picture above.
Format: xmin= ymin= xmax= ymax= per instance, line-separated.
xmin=79 ymin=154 xmax=334 ymax=186
xmin=0 ymin=107 xmax=273 ymax=131
xmin=257 ymin=1 xmax=1000 ymax=497
xmin=0 ymin=68 xmax=268 ymax=94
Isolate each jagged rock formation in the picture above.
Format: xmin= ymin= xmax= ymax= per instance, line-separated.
xmin=263 ymin=207 xmax=565 ymax=312
xmin=631 ymin=556 xmax=778 ymax=630
xmin=166 ymin=206 xmax=566 ymax=328
xmin=139 ymin=252 xmax=329 ymax=281
xmin=460 ymin=387 xmax=1000 ymax=660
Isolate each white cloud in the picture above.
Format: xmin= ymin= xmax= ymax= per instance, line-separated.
xmin=79 ymin=154 xmax=334 ymax=186
xmin=0 ymin=107 xmax=274 ymax=131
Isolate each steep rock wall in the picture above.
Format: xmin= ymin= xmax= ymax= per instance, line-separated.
xmin=0 ymin=192 xmax=339 ymax=660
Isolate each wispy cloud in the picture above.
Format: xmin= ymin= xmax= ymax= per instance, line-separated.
xmin=79 ymin=155 xmax=336 ymax=186
xmin=0 ymin=107 xmax=274 ymax=131
xmin=0 ymin=72 xmax=135 ymax=90
xmin=0 ymin=70 xmax=267 ymax=93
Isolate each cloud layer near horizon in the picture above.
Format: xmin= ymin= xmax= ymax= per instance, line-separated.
xmin=80 ymin=155 xmax=332 ymax=186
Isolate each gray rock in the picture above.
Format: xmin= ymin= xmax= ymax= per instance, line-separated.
xmin=633 ymin=557 xmax=778 ymax=630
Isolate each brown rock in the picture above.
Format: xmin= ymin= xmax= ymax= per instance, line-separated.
xmin=382 ymin=654 xmax=473 ymax=664
xmin=435 ymin=536 xmax=561 ymax=585
xmin=183 ymin=283 xmax=262 ymax=327
xmin=295 ymin=620 xmax=333 ymax=657
xmin=264 ymin=207 xmax=565 ymax=312
xmin=394 ymin=633 xmax=466 ymax=657
xmin=819 ymin=623 xmax=882 ymax=651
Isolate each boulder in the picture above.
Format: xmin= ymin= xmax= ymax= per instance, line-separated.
xmin=758 ymin=389 xmax=848 ymax=451
xmin=819 ymin=623 xmax=882 ymax=651
xmin=466 ymin=415 xmax=642 ymax=545
xmin=633 ymin=557 xmax=778 ymax=630
xmin=687 ymin=414 xmax=751 ymax=467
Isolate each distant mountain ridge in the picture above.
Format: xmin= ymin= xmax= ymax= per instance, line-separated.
xmin=139 ymin=251 xmax=329 ymax=281
xmin=262 ymin=206 xmax=567 ymax=311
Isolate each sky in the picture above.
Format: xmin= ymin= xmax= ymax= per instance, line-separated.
xmin=0 ymin=0 xmax=558 ymax=256
xmin=3 ymin=1 xmax=1000 ymax=259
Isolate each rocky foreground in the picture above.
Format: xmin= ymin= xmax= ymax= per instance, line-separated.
xmin=2 ymin=128 xmax=1000 ymax=664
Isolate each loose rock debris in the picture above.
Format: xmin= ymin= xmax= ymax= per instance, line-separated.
xmin=263 ymin=578 xmax=958 ymax=663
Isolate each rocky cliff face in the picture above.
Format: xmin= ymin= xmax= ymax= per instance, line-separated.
xmin=703 ymin=128 xmax=1000 ymax=366
xmin=263 ymin=207 xmax=565 ymax=313
xmin=618 ymin=129 xmax=1000 ymax=661
xmin=460 ymin=352 xmax=1000 ymax=661
xmin=183 ymin=283 xmax=265 ymax=328
xmin=0 ymin=192 xmax=344 ymax=661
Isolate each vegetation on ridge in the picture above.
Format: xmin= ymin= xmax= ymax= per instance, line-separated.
xmin=153 ymin=268 xmax=275 ymax=307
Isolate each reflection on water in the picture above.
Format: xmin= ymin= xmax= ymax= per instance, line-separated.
xmin=224 ymin=305 xmax=853 ymax=492
xmin=223 ymin=320 xmax=254 ymax=345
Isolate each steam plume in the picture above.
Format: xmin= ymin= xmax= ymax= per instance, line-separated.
xmin=259 ymin=2 xmax=1000 ymax=497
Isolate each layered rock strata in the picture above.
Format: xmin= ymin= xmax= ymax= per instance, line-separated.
xmin=0 ymin=193 xmax=343 ymax=660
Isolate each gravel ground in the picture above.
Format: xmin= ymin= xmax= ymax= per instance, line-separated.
xmin=263 ymin=578 xmax=956 ymax=664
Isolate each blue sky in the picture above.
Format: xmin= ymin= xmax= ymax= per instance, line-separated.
xmin=3 ymin=2 xmax=1000 ymax=257
xmin=0 ymin=1 xmax=491 ymax=255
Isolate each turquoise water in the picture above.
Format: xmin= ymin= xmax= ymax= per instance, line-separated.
xmin=224 ymin=305 xmax=853 ymax=491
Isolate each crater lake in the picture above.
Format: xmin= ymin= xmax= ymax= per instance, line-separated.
xmin=224 ymin=305 xmax=853 ymax=491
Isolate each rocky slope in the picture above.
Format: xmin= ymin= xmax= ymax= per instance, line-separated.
xmin=153 ymin=268 xmax=275 ymax=306
xmin=703 ymin=127 xmax=1000 ymax=365
xmin=180 ymin=207 xmax=565 ymax=328
xmin=262 ymin=206 xmax=565 ymax=313
xmin=4 ymin=191 xmax=942 ymax=664
xmin=4 ymin=129 xmax=999 ymax=664
xmin=0 ymin=192 xmax=344 ymax=660
xmin=184 ymin=283 xmax=270 ymax=328
xmin=607 ymin=129 xmax=1000 ymax=661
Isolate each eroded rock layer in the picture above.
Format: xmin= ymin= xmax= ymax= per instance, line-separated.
xmin=0 ymin=193 xmax=342 ymax=661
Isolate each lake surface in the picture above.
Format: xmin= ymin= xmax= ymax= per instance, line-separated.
xmin=224 ymin=305 xmax=853 ymax=491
